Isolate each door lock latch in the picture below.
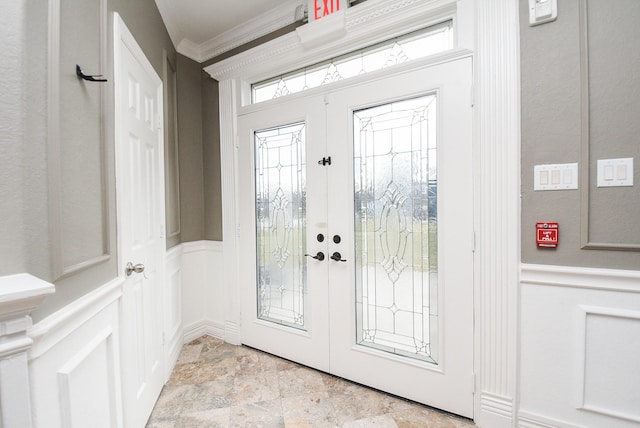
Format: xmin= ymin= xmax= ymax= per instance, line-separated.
xmin=318 ymin=156 xmax=332 ymax=166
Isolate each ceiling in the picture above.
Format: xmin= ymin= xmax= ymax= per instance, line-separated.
xmin=154 ymin=0 xmax=305 ymax=63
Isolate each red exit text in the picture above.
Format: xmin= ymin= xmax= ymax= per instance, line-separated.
xmin=312 ymin=0 xmax=344 ymax=21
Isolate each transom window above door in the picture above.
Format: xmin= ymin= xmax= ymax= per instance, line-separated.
xmin=251 ymin=21 xmax=453 ymax=104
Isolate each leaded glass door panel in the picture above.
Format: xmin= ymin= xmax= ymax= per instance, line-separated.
xmin=237 ymin=55 xmax=474 ymax=418
xmin=237 ymin=96 xmax=331 ymax=372
xmin=327 ymin=56 xmax=474 ymax=417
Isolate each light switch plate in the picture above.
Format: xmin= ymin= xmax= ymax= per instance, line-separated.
xmin=597 ymin=158 xmax=634 ymax=187
xmin=534 ymin=163 xmax=578 ymax=191
xmin=528 ymin=0 xmax=558 ymax=26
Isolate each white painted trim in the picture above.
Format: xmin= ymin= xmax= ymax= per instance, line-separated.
xmin=183 ymin=320 xmax=225 ymax=343
xmin=156 ymin=0 xmax=303 ymax=63
xmin=518 ymin=410 xmax=582 ymax=428
xmin=474 ymin=1 xmax=521 ymax=426
xmin=0 ymin=274 xmax=55 ymax=321
xmin=576 ymin=305 xmax=640 ymax=424
xmin=205 ymin=0 xmax=462 ymax=84
xmin=181 ymin=240 xmax=223 ymax=254
xmin=28 ymin=277 xmax=123 ymax=361
xmin=191 ymin=0 xmax=303 ymax=63
xmin=521 ymin=264 xmax=640 ymax=293
xmin=56 ymin=326 xmax=119 ymax=428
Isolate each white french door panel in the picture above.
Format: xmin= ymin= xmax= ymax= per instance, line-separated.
xmin=237 ymin=96 xmax=331 ymax=371
xmin=114 ymin=14 xmax=165 ymax=428
xmin=237 ymin=55 xmax=474 ymax=418
xmin=327 ymin=57 xmax=474 ymax=417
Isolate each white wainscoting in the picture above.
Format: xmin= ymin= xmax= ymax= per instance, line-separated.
xmin=28 ymin=278 xmax=123 ymax=428
xmin=181 ymin=240 xmax=226 ymax=342
xmin=26 ymin=241 xmax=220 ymax=427
xmin=164 ymin=245 xmax=183 ymax=380
xmin=519 ymin=264 xmax=640 ymax=428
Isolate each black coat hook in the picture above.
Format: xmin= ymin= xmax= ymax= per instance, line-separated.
xmin=76 ymin=64 xmax=107 ymax=82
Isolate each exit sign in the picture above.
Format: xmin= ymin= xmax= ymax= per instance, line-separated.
xmin=308 ymin=0 xmax=349 ymax=22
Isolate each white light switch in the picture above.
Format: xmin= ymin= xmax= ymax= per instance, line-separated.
xmin=597 ymin=158 xmax=634 ymax=187
xmin=534 ymin=163 xmax=578 ymax=191
xmin=529 ymin=0 xmax=557 ymax=26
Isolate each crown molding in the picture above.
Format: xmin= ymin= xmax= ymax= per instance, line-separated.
xmin=204 ymin=0 xmax=458 ymax=82
xmin=169 ymin=0 xmax=304 ymax=63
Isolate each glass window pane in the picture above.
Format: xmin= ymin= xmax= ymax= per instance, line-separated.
xmin=353 ymin=95 xmax=439 ymax=364
xmin=252 ymin=21 xmax=452 ymax=103
xmin=255 ymin=122 xmax=307 ymax=330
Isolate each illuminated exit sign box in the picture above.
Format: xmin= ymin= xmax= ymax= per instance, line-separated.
xmin=308 ymin=0 xmax=349 ymax=22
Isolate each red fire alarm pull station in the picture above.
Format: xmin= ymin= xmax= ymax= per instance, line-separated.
xmin=536 ymin=222 xmax=559 ymax=248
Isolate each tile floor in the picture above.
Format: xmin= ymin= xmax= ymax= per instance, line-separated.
xmin=146 ymin=336 xmax=475 ymax=428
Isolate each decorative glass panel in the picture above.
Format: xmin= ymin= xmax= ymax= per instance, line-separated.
xmin=255 ymin=123 xmax=307 ymax=329
xmin=354 ymin=95 xmax=439 ymax=364
xmin=252 ymin=21 xmax=452 ymax=103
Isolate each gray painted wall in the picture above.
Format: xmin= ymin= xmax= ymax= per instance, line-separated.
xmin=2 ymin=0 xmax=223 ymax=322
xmin=176 ymin=54 xmax=205 ymax=242
xmin=520 ymin=0 xmax=640 ymax=269
xmin=27 ymin=0 xmax=184 ymax=321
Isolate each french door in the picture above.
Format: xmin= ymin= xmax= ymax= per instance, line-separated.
xmin=237 ymin=56 xmax=474 ymax=417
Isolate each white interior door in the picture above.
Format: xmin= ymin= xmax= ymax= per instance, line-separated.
xmin=114 ymin=14 xmax=165 ymax=428
xmin=238 ymin=56 xmax=473 ymax=418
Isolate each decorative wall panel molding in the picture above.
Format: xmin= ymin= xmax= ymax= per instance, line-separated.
xmin=577 ymin=305 xmax=640 ymax=423
xmin=57 ymin=327 xmax=119 ymax=427
xmin=48 ymin=0 xmax=112 ymax=280
xmin=520 ymin=263 xmax=640 ymax=428
xmin=578 ymin=0 xmax=640 ymax=251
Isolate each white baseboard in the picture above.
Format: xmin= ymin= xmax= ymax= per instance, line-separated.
xmin=183 ymin=320 xmax=225 ymax=343
xmin=518 ymin=410 xmax=581 ymax=428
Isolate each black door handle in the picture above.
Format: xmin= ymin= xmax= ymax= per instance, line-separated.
xmin=305 ymin=252 xmax=325 ymax=261
xmin=330 ymin=252 xmax=347 ymax=262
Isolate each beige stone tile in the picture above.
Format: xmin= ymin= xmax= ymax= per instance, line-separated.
xmin=174 ymin=407 xmax=230 ymax=428
xmin=235 ymin=348 xmax=279 ymax=375
xmin=229 ymin=399 xmax=285 ymax=428
xmin=232 ymin=371 xmax=281 ymax=406
xmin=282 ymin=391 xmax=339 ymax=428
xmin=150 ymin=384 xmax=195 ymax=419
xmin=342 ymin=414 xmax=398 ymax=428
xmin=146 ymin=418 xmax=177 ymax=428
xmin=177 ymin=344 xmax=204 ymax=364
xmin=279 ymin=366 xmax=327 ymax=398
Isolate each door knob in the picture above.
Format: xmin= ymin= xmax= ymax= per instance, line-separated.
xmin=330 ymin=252 xmax=347 ymax=262
xmin=125 ymin=262 xmax=145 ymax=276
xmin=304 ymin=252 xmax=325 ymax=261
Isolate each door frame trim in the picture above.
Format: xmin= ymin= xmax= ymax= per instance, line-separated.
xmin=205 ymin=1 xmax=520 ymax=426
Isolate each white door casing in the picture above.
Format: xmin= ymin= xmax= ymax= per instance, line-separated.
xmin=237 ymin=55 xmax=474 ymax=417
xmin=114 ymin=13 xmax=166 ymax=428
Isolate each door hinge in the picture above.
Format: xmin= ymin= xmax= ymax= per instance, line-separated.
xmin=156 ymin=114 xmax=162 ymax=130
xmin=162 ymin=332 xmax=165 ymax=347
xmin=472 ymin=231 xmax=476 ymax=252
xmin=472 ymin=373 xmax=476 ymax=393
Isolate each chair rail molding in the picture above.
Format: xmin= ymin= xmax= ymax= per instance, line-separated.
xmin=0 ymin=274 xmax=55 ymax=428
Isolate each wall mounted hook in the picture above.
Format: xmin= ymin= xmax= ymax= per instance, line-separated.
xmin=76 ymin=64 xmax=107 ymax=82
